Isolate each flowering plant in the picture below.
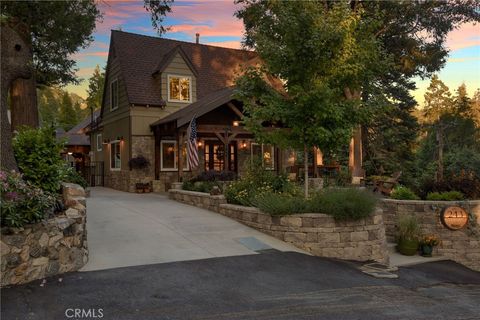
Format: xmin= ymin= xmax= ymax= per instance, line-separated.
xmin=420 ymin=235 xmax=441 ymax=247
xmin=0 ymin=170 xmax=56 ymax=227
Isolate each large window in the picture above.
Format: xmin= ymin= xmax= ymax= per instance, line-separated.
xmin=97 ymin=134 xmax=102 ymax=152
xmin=110 ymin=79 xmax=118 ymax=110
xmin=251 ymin=143 xmax=275 ymax=170
xmin=110 ymin=141 xmax=121 ymax=170
xmin=168 ymin=75 xmax=191 ymax=102
xmin=161 ymin=140 xmax=189 ymax=171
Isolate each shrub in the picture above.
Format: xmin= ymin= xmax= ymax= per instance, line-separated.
xmin=253 ymin=188 xmax=377 ymax=221
xmin=62 ymin=166 xmax=88 ymax=189
xmin=0 ymin=170 xmax=56 ymax=227
xmin=418 ymin=173 xmax=480 ymax=199
xmin=309 ymin=188 xmax=377 ymax=221
xmin=253 ymin=193 xmax=308 ymax=215
xmin=191 ymin=170 xmax=236 ymax=182
xmin=426 ymin=191 xmax=464 ymax=201
xmin=182 ymin=180 xmax=221 ymax=193
xmin=128 ymin=155 xmax=150 ymax=170
xmin=13 ymin=126 xmax=66 ymax=193
xmin=396 ymin=215 xmax=420 ymax=241
xmin=390 ymin=186 xmax=419 ymax=200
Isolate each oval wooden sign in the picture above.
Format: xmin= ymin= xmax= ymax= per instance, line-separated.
xmin=441 ymin=206 xmax=469 ymax=230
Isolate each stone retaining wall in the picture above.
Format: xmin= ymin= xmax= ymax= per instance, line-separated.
xmin=379 ymin=199 xmax=480 ymax=271
xmin=168 ymin=189 xmax=388 ymax=264
xmin=1 ymin=183 xmax=88 ymax=286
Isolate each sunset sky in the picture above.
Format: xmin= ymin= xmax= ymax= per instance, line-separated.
xmin=66 ymin=0 xmax=480 ymax=107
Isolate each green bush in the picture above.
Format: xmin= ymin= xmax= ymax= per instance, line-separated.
xmin=309 ymin=188 xmax=377 ymax=221
xmin=253 ymin=188 xmax=377 ymax=221
xmin=390 ymin=185 xmax=419 ymax=200
xmin=253 ymin=193 xmax=308 ymax=215
xmin=182 ymin=180 xmax=221 ymax=193
xmin=13 ymin=126 xmax=66 ymax=193
xmin=0 ymin=170 xmax=56 ymax=227
xmin=224 ymin=160 xmax=299 ymax=205
xmin=62 ymin=166 xmax=88 ymax=189
xmin=426 ymin=191 xmax=464 ymax=201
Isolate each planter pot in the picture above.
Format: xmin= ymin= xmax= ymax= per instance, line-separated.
xmin=397 ymin=239 xmax=418 ymax=256
xmin=421 ymin=245 xmax=433 ymax=257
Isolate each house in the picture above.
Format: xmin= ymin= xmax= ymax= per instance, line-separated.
xmin=91 ymin=30 xmax=363 ymax=193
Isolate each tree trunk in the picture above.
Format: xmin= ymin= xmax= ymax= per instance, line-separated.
xmin=304 ymin=144 xmax=308 ymax=198
xmin=436 ymin=125 xmax=444 ymax=182
xmin=345 ymin=88 xmax=364 ymax=184
xmin=1 ymin=97 xmax=18 ymax=171
xmin=10 ymin=76 xmax=39 ymax=132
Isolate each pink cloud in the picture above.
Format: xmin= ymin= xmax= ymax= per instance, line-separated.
xmin=205 ymin=40 xmax=242 ymax=49
xmin=446 ymin=22 xmax=480 ymax=51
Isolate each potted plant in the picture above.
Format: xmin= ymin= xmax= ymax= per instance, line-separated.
xmin=419 ymin=235 xmax=440 ymax=257
xmin=396 ymin=215 xmax=420 ymax=256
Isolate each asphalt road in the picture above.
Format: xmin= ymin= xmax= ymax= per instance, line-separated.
xmin=2 ymin=252 xmax=480 ymax=320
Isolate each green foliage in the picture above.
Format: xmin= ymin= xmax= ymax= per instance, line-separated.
xmin=59 ymin=91 xmax=79 ymax=131
xmin=63 ymin=167 xmax=88 ymax=189
xmin=182 ymin=181 xmax=221 ymax=193
xmin=13 ymin=126 xmax=66 ymax=193
xmin=0 ymin=170 xmax=56 ymax=227
xmin=309 ymin=188 xmax=377 ymax=221
xmin=390 ymin=186 xmax=420 ymax=200
xmin=86 ymin=65 xmax=105 ymax=111
xmin=38 ymin=87 xmax=87 ymax=128
xmin=1 ymin=1 xmax=101 ymax=86
xmin=426 ymin=191 xmax=464 ymax=201
xmin=396 ymin=215 xmax=420 ymax=242
xmin=253 ymin=188 xmax=377 ymax=221
xmin=224 ymin=160 xmax=299 ymax=206
xmin=144 ymin=0 xmax=174 ymax=35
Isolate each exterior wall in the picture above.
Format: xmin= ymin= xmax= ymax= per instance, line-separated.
xmin=380 ymin=199 xmax=480 ymax=271
xmin=169 ymin=189 xmax=388 ymax=264
xmin=90 ymin=131 xmax=104 ymax=163
xmin=129 ymin=136 xmax=156 ymax=192
xmin=1 ymin=183 xmax=88 ymax=287
xmin=161 ymin=53 xmax=197 ymax=108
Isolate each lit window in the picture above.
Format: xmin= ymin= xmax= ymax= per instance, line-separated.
xmin=251 ymin=143 xmax=275 ymax=170
xmin=97 ymin=134 xmax=102 ymax=152
xmin=110 ymin=80 xmax=118 ymax=110
xmin=110 ymin=141 xmax=121 ymax=170
xmin=160 ymin=141 xmax=189 ymax=171
xmin=168 ymin=75 xmax=191 ymax=102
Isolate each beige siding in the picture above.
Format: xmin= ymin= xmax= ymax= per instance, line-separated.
xmin=103 ymin=117 xmax=130 ymax=171
xmin=91 ymin=132 xmax=105 ymax=162
xmin=160 ymin=53 xmax=197 ymax=108
xmin=130 ymin=107 xmax=171 ymax=136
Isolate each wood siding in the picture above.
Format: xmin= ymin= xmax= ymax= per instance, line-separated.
xmin=160 ymin=53 xmax=197 ymax=108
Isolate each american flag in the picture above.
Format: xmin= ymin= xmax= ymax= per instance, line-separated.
xmin=187 ymin=115 xmax=199 ymax=169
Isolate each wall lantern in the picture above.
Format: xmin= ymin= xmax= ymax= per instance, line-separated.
xmin=233 ymin=121 xmax=240 ymax=127
xmin=197 ymin=140 xmax=203 ymax=147
xmin=67 ymin=152 xmax=73 ymax=155
xmin=240 ymin=140 xmax=248 ymax=149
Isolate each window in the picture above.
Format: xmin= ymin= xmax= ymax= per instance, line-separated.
xmin=110 ymin=141 xmax=121 ymax=170
xmin=160 ymin=141 xmax=189 ymax=171
xmin=251 ymin=143 xmax=275 ymax=170
xmin=96 ymin=134 xmax=102 ymax=152
xmin=168 ymin=75 xmax=191 ymax=102
xmin=110 ymin=79 xmax=118 ymax=110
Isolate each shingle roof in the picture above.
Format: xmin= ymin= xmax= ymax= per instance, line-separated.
xmin=111 ymin=30 xmax=258 ymax=106
xmin=57 ymin=109 xmax=100 ymax=146
xmin=150 ymin=87 xmax=235 ymax=128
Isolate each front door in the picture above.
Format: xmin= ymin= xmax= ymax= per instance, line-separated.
xmin=204 ymin=142 xmax=237 ymax=172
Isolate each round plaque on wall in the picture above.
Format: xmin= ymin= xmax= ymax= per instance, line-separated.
xmin=440 ymin=206 xmax=469 ymax=230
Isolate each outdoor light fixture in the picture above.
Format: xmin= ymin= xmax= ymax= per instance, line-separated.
xmin=233 ymin=121 xmax=240 ymax=127
xmin=240 ymin=140 xmax=248 ymax=149
xmin=198 ymin=140 xmax=203 ymax=147
xmin=67 ymin=152 xmax=73 ymax=155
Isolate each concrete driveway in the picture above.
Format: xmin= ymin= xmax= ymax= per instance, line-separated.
xmin=82 ymin=187 xmax=305 ymax=271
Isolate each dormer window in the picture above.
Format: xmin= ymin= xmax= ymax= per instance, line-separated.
xmin=168 ymin=75 xmax=191 ymax=103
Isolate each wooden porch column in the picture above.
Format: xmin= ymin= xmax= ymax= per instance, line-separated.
xmin=349 ymin=126 xmax=364 ymax=184
xmin=178 ymin=132 xmax=184 ymax=182
xmin=154 ymin=134 xmax=160 ymax=180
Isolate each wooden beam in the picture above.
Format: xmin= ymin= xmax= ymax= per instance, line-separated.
xmin=214 ymin=132 xmax=226 ymax=144
xmin=178 ymin=132 xmax=184 ymax=181
xmin=227 ymin=102 xmax=243 ymax=118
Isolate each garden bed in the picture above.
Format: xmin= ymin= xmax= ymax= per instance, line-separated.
xmin=1 ymin=183 xmax=88 ymax=287
xmin=168 ymin=189 xmax=389 ymax=264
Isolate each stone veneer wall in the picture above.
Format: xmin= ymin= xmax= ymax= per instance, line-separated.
xmin=1 ymin=183 xmax=88 ymax=287
xmin=379 ymin=199 xmax=480 ymax=271
xmin=169 ymin=189 xmax=388 ymax=264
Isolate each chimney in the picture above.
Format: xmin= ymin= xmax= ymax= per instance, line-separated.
xmin=195 ymin=33 xmax=200 ymax=44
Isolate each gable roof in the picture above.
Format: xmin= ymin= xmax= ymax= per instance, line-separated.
xmin=152 ymin=45 xmax=198 ymax=77
xmin=110 ymin=30 xmax=258 ymax=106
xmin=150 ymin=87 xmax=235 ymax=129
xmin=57 ymin=109 xmax=100 ymax=146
